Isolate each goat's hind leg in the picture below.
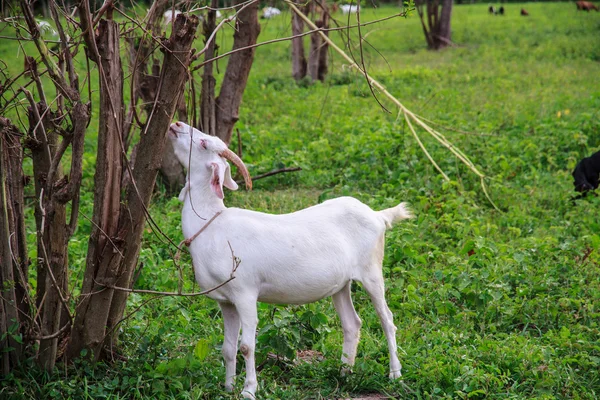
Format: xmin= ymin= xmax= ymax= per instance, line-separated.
xmin=361 ymin=271 xmax=402 ymax=379
xmin=219 ymin=301 xmax=241 ymax=391
xmin=332 ymin=281 xmax=362 ymax=373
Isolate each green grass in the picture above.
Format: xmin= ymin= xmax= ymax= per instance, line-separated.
xmin=2 ymin=2 xmax=600 ymax=399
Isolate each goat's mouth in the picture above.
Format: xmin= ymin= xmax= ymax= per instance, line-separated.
xmin=168 ymin=125 xmax=178 ymax=138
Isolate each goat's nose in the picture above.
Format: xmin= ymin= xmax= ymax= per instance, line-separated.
xmin=175 ymin=121 xmax=182 ymax=127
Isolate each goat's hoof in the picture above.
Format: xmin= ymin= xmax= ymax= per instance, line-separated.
xmin=389 ymin=369 xmax=402 ymax=380
xmin=241 ymin=390 xmax=256 ymax=399
xmin=340 ymin=366 xmax=353 ymax=377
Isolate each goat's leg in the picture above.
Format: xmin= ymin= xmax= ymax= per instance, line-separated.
xmin=332 ymin=281 xmax=362 ymax=372
xmin=361 ymin=273 xmax=402 ymax=379
xmin=236 ymin=300 xmax=259 ymax=399
xmin=219 ymin=301 xmax=240 ymax=391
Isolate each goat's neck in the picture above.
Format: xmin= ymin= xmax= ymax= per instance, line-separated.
xmin=182 ymin=174 xmax=226 ymax=222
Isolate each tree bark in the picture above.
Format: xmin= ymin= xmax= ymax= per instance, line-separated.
xmin=67 ymin=18 xmax=124 ymax=361
xmin=317 ymin=17 xmax=329 ymax=82
xmin=25 ymin=102 xmax=69 ymax=371
xmin=0 ymin=118 xmax=29 ymax=334
xmin=105 ymin=12 xmax=199 ymax=351
xmin=215 ymin=0 xmax=261 ymax=145
xmin=291 ymin=0 xmax=307 ymax=81
xmin=19 ymin=0 xmax=90 ymax=370
xmin=291 ymin=1 xmax=329 ymax=83
xmin=0 ymin=118 xmax=28 ymax=377
xmin=308 ymin=9 xmax=329 ymax=82
xmin=67 ymin=13 xmax=200 ymax=361
xmin=123 ymin=0 xmax=185 ymax=194
xmin=436 ymin=0 xmax=453 ymax=48
xmin=416 ymin=0 xmax=453 ymax=50
xmin=200 ymin=0 xmax=218 ymax=136
xmin=308 ymin=25 xmax=321 ymax=81
xmin=124 ymin=0 xmax=168 ymax=149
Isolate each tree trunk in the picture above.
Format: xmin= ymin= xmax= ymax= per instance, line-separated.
xmin=291 ymin=1 xmax=329 ymax=83
xmin=308 ymin=27 xmax=321 ymax=81
xmin=317 ymin=19 xmax=329 ymax=82
xmin=123 ymin=0 xmax=185 ymax=194
xmin=308 ymin=9 xmax=329 ymax=82
xmin=67 ymin=18 xmax=124 ymax=361
xmin=291 ymin=0 xmax=307 ymax=81
xmin=416 ymin=0 xmax=453 ymax=50
xmin=215 ymin=0 xmax=261 ymax=145
xmin=200 ymin=0 xmax=218 ymax=136
xmin=19 ymin=0 xmax=91 ymax=370
xmin=0 ymin=118 xmax=29 ymax=334
xmin=0 ymin=118 xmax=28 ymax=377
xmin=25 ymin=102 xmax=69 ymax=371
xmin=124 ymin=0 xmax=168 ymax=150
xmin=67 ymin=13 xmax=200 ymax=361
xmin=436 ymin=0 xmax=453 ymax=49
xmin=105 ymin=12 xmax=199 ymax=349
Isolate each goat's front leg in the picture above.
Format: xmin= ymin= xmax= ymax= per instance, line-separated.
xmin=332 ymin=281 xmax=362 ymax=373
xmin=236 ymin=300 xmax=259 ymax=399
xmin=219 ymin=301 xmax=240 ymax=392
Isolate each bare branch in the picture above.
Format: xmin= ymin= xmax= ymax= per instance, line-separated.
xmin=20 ymin=2 xmax=77 ymax=100
xmin=26 ymin=322 xmax=70 ymax=341
xmin=49 ymin=0 xmax=77 ymax=91
xmin=191 ymin=0 xmax=260 ymax=62
xmin=236 ymin=167 xmax=302 ymax=185
xmin=192 ymin=12 xmax=409 ymax=72
xmin=77 ymin=0 xmax=101 ymax=63
xmin=355 ymin=3 xmax=390 ymax=113
xmin=96 ymin=240 xmax=241 ymax=298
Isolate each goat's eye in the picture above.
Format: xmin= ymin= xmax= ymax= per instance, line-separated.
xmin=200 ymin=139 xmax=208 ymax=149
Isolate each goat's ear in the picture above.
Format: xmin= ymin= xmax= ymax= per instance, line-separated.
xmin=223 ymin=163 xmax=238 ymax=191
xmin=210 ymin=163 xmax=225 ymax=199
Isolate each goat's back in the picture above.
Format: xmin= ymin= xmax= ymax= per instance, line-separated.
xmin=185 ymin=197 xmax=393 ymax=304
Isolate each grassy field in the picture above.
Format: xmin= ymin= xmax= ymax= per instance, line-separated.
xmin=3 ymin=2 xmax=600 ymax=399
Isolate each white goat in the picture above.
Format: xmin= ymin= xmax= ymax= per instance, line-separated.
xmin=340 ymin=4 xmax=360 ymax=14
xmin=165 ymin=9 xmax=222 ymax=26
xmin=261 ymin=6 xmax=282 ymax=19
xmin=168 ymin=122 xmax=412 ymax=399
xmin=35 ymin=20 xmax=58 ymax=39
xmin=163 ymin=10 xmax=181 ymax=25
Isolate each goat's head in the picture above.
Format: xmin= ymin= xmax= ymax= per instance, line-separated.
xmin=168 ymin=122 xmax=252 ymax=199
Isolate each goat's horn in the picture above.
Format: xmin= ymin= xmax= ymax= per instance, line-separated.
xmin=220 ymin=148 xmax=252 ymax=190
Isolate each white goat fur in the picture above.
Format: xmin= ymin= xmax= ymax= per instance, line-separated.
xmin=168 ymin=122 xmax=412 ymax=399
xmin=163 ymin=9 xmax=181 ymax=25
xmin=341 ymin=4 xmax=360 ymax=14
xmin=262 ymin=6 xmax=282 ymax=18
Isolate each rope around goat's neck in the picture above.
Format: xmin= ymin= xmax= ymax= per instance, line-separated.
xmin=174 ymin=210 xmax=223 ymax=262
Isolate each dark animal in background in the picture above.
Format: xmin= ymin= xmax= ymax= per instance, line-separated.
xmin=521 ymin=8 xmax=529 ymax=16
xmin=572 ymin=150 xmax=600 ymax=194
xmin=576 ymin=1 xmax=599 ymax=11
xmin=489 ymin=5 xmax=496 ymax=14
xmin=499 ymin=6 xmax=505 ymax=15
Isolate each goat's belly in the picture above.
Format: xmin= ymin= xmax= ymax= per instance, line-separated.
xmin=257 ymin=281 xmax=345 ymax=304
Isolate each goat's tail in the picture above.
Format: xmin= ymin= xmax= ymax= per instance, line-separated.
xmin=379 ymin=202 xmax=413 ymax=229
